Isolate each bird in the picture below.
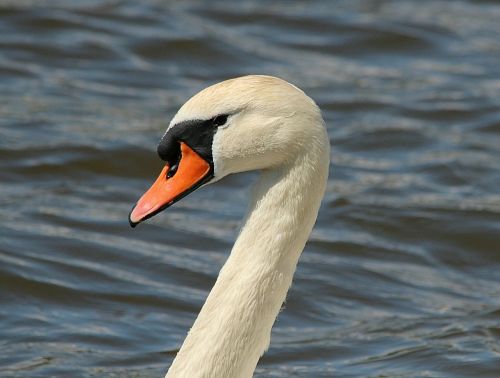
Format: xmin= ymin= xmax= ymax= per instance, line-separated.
xmin=129 ymin=75 xmax=330 ymax=378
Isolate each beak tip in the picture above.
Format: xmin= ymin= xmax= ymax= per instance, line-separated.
xmin=128 ymin=206 xmax=140 ymax=228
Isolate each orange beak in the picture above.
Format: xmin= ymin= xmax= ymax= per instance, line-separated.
xmin=129 ymin=142 xmax=211 ymax=227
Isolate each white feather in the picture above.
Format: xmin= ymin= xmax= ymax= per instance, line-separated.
xmin=164 ymin=75 xmax=330 ymax=378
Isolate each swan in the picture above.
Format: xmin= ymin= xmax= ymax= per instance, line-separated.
xmin=129 ymin=75 xmax=330 ymax=378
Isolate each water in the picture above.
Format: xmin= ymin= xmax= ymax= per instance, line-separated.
xmin=1 ymin=1 xmax=500 ymax=377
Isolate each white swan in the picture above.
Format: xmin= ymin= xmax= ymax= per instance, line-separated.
xmin=129 ymin=75 xmax=330 ymax=378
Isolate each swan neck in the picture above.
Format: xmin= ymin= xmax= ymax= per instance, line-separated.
xmin=166 ymin=137 xmax=329 ymax=378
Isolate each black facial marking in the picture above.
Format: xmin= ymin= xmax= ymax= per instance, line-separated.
xmin=212 ymin=114 xmax=228 ymax=126
xmin=157 ymin=116 xmax=229 ymax=172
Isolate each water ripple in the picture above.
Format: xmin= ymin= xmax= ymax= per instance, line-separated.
xmin=1 ymin=1 xmax=500 ymax=377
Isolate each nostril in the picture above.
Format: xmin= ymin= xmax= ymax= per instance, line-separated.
xmin=165 ymin=142 xmax=182 ymax=178
xmin=167 ymin=163 xmax=179 ymax=178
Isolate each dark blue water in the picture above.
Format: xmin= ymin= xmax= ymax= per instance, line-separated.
xmin=1 ymin=1 xmax=499 ymax=377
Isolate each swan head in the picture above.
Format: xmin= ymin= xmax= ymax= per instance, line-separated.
xmin=129 ymin=75 xmax=324 ymax=227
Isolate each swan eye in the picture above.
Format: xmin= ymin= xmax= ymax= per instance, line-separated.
xmin=212 ymin=115 xmax=228 ymax=126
